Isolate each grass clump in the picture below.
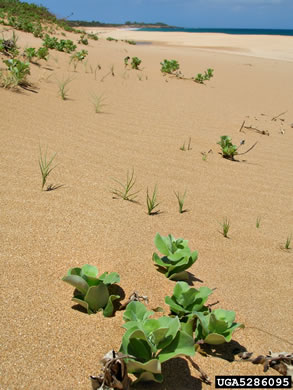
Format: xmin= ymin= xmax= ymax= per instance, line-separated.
xmin=70 ymin=49 xmax=88 ymax=71
xmin=90 ymin=93 xmax=106 ymax=113
xmin=256 ymin=216 xmax=261 ymax=228
xmin=57 ymin=76 xmax=73 ymax=100
xmin=39 ymin=146 xmax=56 ymax=190
xmin=180 ymin=137 xmax=192 ymax=151
xmin=221 ymin=217 xmax=230 ymax=238
xmin=174 ymin=190 xmax=187 ymax=213
xmin=284 ymin=234 xmax=292 ymax=250
xmin=146 ymin=185 xmax=160 ymax=215
xmin=112 ymin=169 xmax=139 ymax=202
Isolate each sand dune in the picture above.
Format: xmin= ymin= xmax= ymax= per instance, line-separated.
xmin=1 ymin=27 xmax=293 ymax=390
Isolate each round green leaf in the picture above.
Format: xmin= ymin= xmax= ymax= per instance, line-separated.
xmin=62 ymin=275 xmax=89 ymax=295
xmin=84 ymin=284 xmax=109 ymax=313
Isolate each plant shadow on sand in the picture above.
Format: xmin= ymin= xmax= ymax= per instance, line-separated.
xmin=71 ymin=284 xmax=126 ymax=316
xmin=45 ymin=183 xmax=64 ymax=191
xmin=134 ymin=357 xmax=203 ymax=390
xmin=154 ymin=267 xmax=203 ymax=286
xmin=199 ymin=339 xmax=247 ymax=362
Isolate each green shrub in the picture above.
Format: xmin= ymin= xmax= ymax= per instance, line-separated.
xmin=62 ymin=264 xmax=121 ymax=316
xmin=160 ymin=59 xmax=179 ymax=74
xmin=119 ymin=301 xmax=196 ymax=383
xmin=152 ymin=233 xmax=198 ymax=280
xmin=131 ymin=56 xmax=141 ymax=69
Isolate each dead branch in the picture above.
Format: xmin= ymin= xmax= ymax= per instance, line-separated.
xmin=238 ymin=351 xmax=293 ymax=382
xmin=239 ymin=120 xmax=246 ymax=133
xmin=186 ymin=356 xmax=211 ymax=385
xmin=243 ymin=126 xmax=269 ymax=136
xmin=237 ymin=141 xmax=258 ymax=156
xmin=119 ymin=291 xmax=149 ymax=310
xmin=90 ymin=350 xmax=132 ymax=390
xmin=272 ymin=110 xmax=287 ymax=121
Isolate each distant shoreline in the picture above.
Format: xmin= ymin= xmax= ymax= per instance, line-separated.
xmin=138 ymin=27 xmax=293 ymax=37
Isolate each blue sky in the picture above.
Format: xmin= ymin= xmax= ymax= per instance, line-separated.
xmin=26 ymin=0 xmax=293 ymax=29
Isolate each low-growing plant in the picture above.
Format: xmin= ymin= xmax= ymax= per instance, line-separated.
xmin=194 ymin=68 xmax=214 ymax=84
xmin=39 ymin=146 xmax=56 ymax=190
xmin=131 ymin=56 xmax=141 ymax=70
xmin=57 ymin=76 xmax=73 ymax=100
xmin=174 ymin=190 xmax=187 ymax=213
xmin=165 ymin=282 xmax=244 ymax=345
xmin=24 ymin=47 xmax=36 ymax=62
xmin=87 ymin=33 xmax=99 ymax=41
xmin=221 ymin=217 xmax=230 ymax=238
xmin=194 ymin=73 xmax=205 ymax=84
xmin=256 ymin=216 xmax=261 ymax=228
xmin=125 ymin=39 xmax=136 ymax=45
xmin=78 ymin=34 xmax=88 ymax=45
xmin=165 ymin=282 xmax=213 ymax=319
xmin=36 ymin=47 xmax=49 ymax=61
xmin=146 ymin=185 xmax=160 ymax=215
xmin=112 ymin=169 xmax=139 ymax=202
xmin=107 ymin=36 xmax=118 ymax=42
xmin=217 ymin=136 xmax=238 ymax=160
xmin=152 ymin=233 xmax=198 ymax=280
xmin=3 ymin=58 xmax=30 ymax=86
xmin=124 ymin=56 xmax=130 ymax=67
xmin=119 ymin=301 xmax=196 ymax=383
xmin=160 ymin=59 xmax=179 ymax=74
xmin=62 ymin=264 xmax=121 ymax=316
xmin=204 ymin=68 xmax=214 ymax=80
xmin=194 ymin=309 xmax=244 ymax=345
xmin=70 ymin=49 xmax=88 ymax=71
xmin=42 ymin=34 xmax=76 ymax=53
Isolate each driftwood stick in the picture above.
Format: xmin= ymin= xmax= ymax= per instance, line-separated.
xmin=272 ymin=110 xmax=287 ymax=121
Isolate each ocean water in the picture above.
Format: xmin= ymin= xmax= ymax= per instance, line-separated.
xmin=138 ymin=27 xmax=293 ymax=37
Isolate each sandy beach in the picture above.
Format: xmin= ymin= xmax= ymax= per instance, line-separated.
xmin=1 ymin=26 xmax=293 ymax=390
